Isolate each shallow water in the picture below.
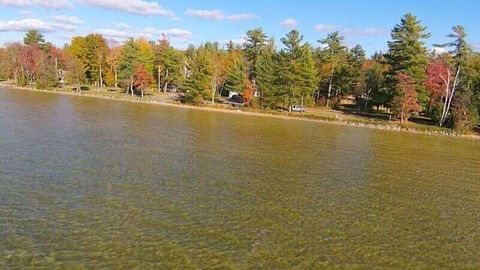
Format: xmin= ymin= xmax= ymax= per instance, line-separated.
xmin=1 ymin=88 xmax=479 ymax=269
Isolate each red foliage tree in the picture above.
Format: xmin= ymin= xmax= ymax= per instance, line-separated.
xmin=133 ymin=65 xmax=154 ymax=98
xmin=20 ymin=44 xmax=43 ymax=83
xmin=391 ymin=73 xmax=421 ymax=122
xmin=426 ymin=59 xmax=449 ymax=108
xmin=242 ymin=79 xmax=255 ymax=106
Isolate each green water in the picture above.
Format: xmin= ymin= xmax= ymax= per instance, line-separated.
xmin=0 ymin=89 xmax=479 ymax=269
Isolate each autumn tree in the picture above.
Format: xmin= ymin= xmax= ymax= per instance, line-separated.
xmin=85 ymin=34 xmax=108 ymax=88
xmin=65 ymin=49 xmax=86 ymax=93
xmin=133 ymin=65 xmax=154 ymax=98
xmin=425 ymin=58 xmax=458 ymax=126
xmin=391 ymin=73 xmax=421 ymax=122
xmin=437 ymin=26 xmax=478 ymax=131
xmin=106 ymin=45 xmax=121 ymax=87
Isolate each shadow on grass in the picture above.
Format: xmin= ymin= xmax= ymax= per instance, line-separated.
xmin=335 ymin=104 xmax=440 ymax=127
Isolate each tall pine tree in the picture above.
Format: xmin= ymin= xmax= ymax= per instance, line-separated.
xmin=386 ymin=13 xmax=430 ymax=110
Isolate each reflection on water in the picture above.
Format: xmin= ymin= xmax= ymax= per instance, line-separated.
xmin=1 ymin=89 xmax=479 ymax=269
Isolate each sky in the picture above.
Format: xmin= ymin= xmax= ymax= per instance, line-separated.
xmin=1 ymin=0 xmax=479 ymax=55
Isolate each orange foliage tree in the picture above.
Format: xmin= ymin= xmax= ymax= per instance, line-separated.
xmin=133 ymin=65 xmax=154 ymax=98
xmin=391 ymin=73 xmax=421 ymax=122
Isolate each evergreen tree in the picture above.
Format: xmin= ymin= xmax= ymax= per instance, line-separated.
xmin=118 ymin=39 xmax=141 ymax=88
xmin=298 ymin=44 xmax=319 ymax=107
xmin=244 ymin=28 xmax=269 ymax=80
xmin=317 ymin=32 xmax=350 ymax=104
xmin=24 ymin=30 xmax=45 ymax=46
xmin=438 ymin=26 xmax=478 ymax=130
xmin=365 ymin=53 xmax=390 ymax=108
xmin=277 ymin=30 xmax=304 ymax=105
xmin=386 ymin=13 xmax=430 ymax=108
xmin=183 ymin=47 xmax=215 ymax=103
xmin=155 ymin=44 xmax=184 ymax=93
xmin=224 ymin=54 xmax=247 ymax=94
xmin=277 ymin=30 xmax=319 ymax=109
xmin=256 ymin=48 xmax=277 ymax=108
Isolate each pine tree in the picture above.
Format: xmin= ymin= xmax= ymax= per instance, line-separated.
xmin=317 ymin=32 xmax=350 ymax=104
xmin=298 ymin=44 xmax=319 ymax=108
xmin=438 ymin=26 xmax=478 ymax=130
xmin=256 ymin=49 xmax=277 ymax=108
xmin=224 ymin=55 xmax=247 ymax=94
xmin=244 ymin=28 xmax=269 ymax=80
xmin=154 ymin=40 xmax=184 ymax=93
xmin=118 ymin=39 xmax=141 ymax=90
xmin=183 ymin=47 xmax=215 ymax=103
xmin=23 ymin=30 xmax=45 ymax=46
xmin=277 ymin=30 xmax=304 ymax=106
xmin=386 ymin=13 xmax=430 ymax=109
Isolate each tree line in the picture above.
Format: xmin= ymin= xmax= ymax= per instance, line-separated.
xmin=0 ymin=13 xmax=479 ymax=132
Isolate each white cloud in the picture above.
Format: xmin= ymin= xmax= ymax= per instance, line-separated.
xmin=226 ymin=13 xmax=258 ymax=21
xmin=79 ymin=0 xmax=175 ymax=16
xmin=431 ymin=47 xmax=448 ymax=55
xmin=0 ymin=0 xmax=72 ymax=9
xmin=314 ymin=23 xmax=387 ymax=36
xmin=185 ymin=9 xmax=258 ymax=22
xmin=0 ymin=18 xmax=79 ymax=32
xmin=54 ymin=15 xmax=84 ymax=25
xmin=185 ymin=9 xmax=225 ymax=20
xmin=0 ymin=18 xmax=54 ymax=32
xmin=94 ymin=28 xmax=148 ymax=39
xmin=143 ymin=27 xmax=193 ymax=40
xmin=218 ymin=36 xmax=247 ymax=46
xmin=314 ymin=24 xmax=337 ymax=32
xmin=94 ymin=26 xmax=193 ymax=41
xmin=472 ymin=43 xmax=480 ymax=51
xmin=280 ymin=18 xmax=298 ymax=29
xmin=114 ymin=22 xmax=132 ymax=29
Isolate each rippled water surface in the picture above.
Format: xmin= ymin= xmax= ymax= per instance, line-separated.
xmin=1 ymin=88 xmax=479 ymax=269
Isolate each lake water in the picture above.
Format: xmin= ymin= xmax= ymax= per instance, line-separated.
xmin=1 ymin=88 xmax=479 ymax=269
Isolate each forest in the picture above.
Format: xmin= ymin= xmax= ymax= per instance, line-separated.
xmin=0 ymin=13 xmax=479 ymax=133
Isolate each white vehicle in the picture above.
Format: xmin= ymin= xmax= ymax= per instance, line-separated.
xmin=289 ymin=105 xmax=305 ymax=113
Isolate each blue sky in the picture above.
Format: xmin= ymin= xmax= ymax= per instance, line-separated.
xmin=1 ymin=0 xmax=479 ymax=55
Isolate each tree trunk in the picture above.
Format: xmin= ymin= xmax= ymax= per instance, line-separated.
xmin=327 ymin=64 xmax=335 ymax=107
xmin=75 ymin=63 xmax=81 ymax=94
xmin=163 ymin=82 xmax=168 ymax=93
xmin=163 ymin=69 xmax=169 ymax=94
xmin=114 ymin=67 xmax=118 ymax=88
xmin=439 ymin=67 xmax=460 ymax=127
xmin=211 ymin=79 xmax=216 ymax=104
xmin=158 ymin=66 xmax=161 ymax=93
xmin=99 ymin=64 xmax=102 ymax=90
xmin=301 ymin=95 xmax=304 ymax=113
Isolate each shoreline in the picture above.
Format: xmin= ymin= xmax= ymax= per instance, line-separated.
xmin=1 ymin=83 xmax=478 ymax=140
